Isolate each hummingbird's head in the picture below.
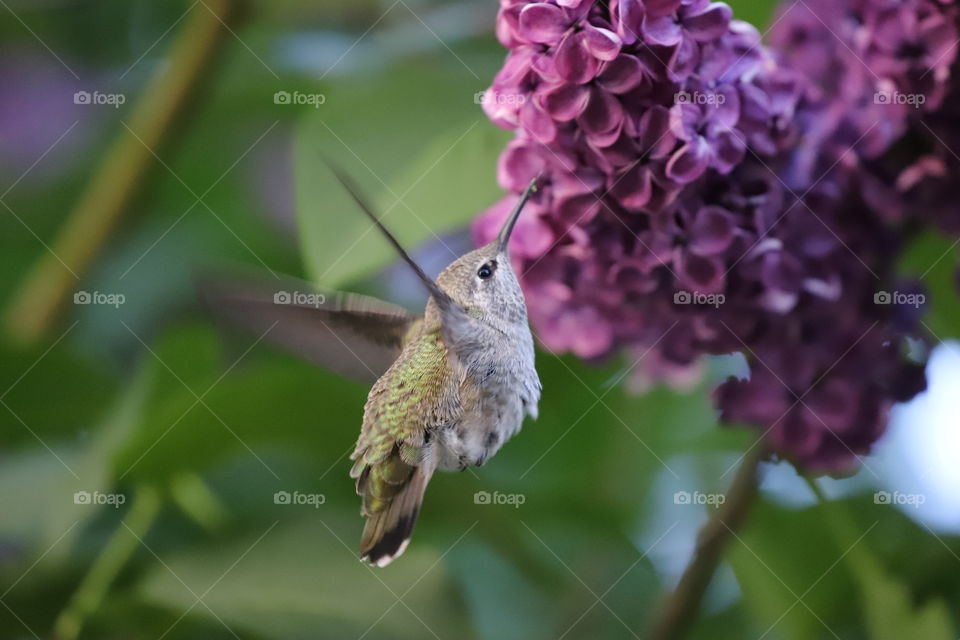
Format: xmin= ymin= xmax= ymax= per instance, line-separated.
xmin=324 ymin=161 xmax=539 ymax=327
xmin=435 ymin=179 xmax=538 ymax=325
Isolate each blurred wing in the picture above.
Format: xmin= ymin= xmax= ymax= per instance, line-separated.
xmin=198 ymin=270 xmax=419 ymax=384
xmin=325 ymin=163 xmax=478 ymax=364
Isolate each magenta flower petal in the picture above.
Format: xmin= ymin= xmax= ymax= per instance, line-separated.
xmin=556 ymin=193 xmax=601 ymax=225
xmin=588 ymin=131 xmax=640 ymax=168
xmin=642 ymin=15 xmax=683 ymax=46
xmin=580 ymin=25 xmax=622 ymax=61
xmin=518 ymin=3 xmax=570 ymax=44
xmin=806 ymin=379 xmax=858 ymax=433
xmin=632 ymin=229 xmax=675 ymax=272
xmin=473 ymin=196 xmax=555 ymax=259
xmin=645 ymin=0 xmax=682 ymax=19
xmin=495 ymin=47 xmax=536 ymax=86
xmin=471 ymin=194 xmax=520 ymax=247
xmin=577 ymin=140 xmax=613 ymax=175
xmin=675 ymin=250 xmax=725 ymax=293
xmin=698 ymin=41 xmax=736 ymax=82
xmin=669 ymin=103 xmax=701 ymax=140
xmin=519 ymin=99 xmax=558 ymax=143
xmin=588 ymin=121 xmax=625 ymax=147
xmin=710 ymin=129 xmax=746 ymax=173
xmin=611 ymin=261 xmax=660 ymax=293
xmin=532 ymin=51 xmax=562 ymax=83
xmin=684 ymin=3 xmax=733 ymax=42
xmin=772 ymin=412 xmax=824 ymax=459
xmin=511 ymin=212 xmax=556 ymax=259
xmin=496 ymin=6 xmax=523 ymax=48
xmin=578 ymin=87 xmax=624 ymax=136
xmin=665 ymin=136 xmax=711 ymax=183
xmin=482 ymin=90 xmax=519 ymax=129
xmin=497 ymin=140 xmax=546 ymax=191
xmin=689 ymin=205 xmax=735 ymax=255
xmin=611 ymin=0 xmax=643 ymax=45
xmin=553 ymin=168 xmax=604 ymax=200
xmin=761 ymin=250 xmax=804 ymax=294
xmin=668 ymin=36 xmax=700 ymax=80
xmin=562 ymin=307 xmax=614 ymax=358
xmin=555 ymin=32 xmax=601 ymax=83
xmin=596 ymin=54 xmax=647 ymax=93
xmin=638 ymin=105 xmax=677 ymax=158
xmin=540 ymin=84 xmax=590 ymax=121
xmin=708 ymin=84 xmax=740 ymax=128
xmin=716 ymin=374 xmax=788 ymax=427
xmin=610 ymin=164 xmax=652 ymax=209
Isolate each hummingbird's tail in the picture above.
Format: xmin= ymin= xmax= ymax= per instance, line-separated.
xmin=353 ymin=454 xmax=433 ymax=567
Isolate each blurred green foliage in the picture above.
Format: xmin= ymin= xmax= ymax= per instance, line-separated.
xmin=1 ymin=1 xmax=959 ymax=639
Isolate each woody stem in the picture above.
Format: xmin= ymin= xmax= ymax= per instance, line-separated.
xmin=2 ymin=0 xmax=238 ymax=346
xmin=647 ymin=445 xmax=766 ymax=640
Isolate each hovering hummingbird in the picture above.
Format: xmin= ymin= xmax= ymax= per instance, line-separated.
xmin=203 ymin=170 xmax=541 ymax=566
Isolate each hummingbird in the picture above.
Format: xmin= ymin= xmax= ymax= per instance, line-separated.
xmin=202 ymin=170 xmax=541 ymax=566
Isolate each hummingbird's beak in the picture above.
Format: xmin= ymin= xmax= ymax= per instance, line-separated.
xmin=497 ymin=176 xmax=539 ymax=254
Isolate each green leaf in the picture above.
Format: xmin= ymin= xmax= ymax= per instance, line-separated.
xmin=169 ymin=472 xmax=231 ymax=533
xmin=136 ymin=515 xmax=465 ymax=639
xmin=728 ymin=499 xmax=856 ymax=640
xmin=812 ymin=491 xmax=956 ymax=640
xmin=0 ymin=338 xmax=115 ymax=449
xmin=858 ymin=568 xmax=954 ymax=640
xmin=112 ymin=324 xmax=366 ymax=483
xmin=0 ymin=364 xmax=150 ymax=565
xmin=448 ymin=539 xmax=553 ymax=640
xmin=899 ymin=230 xmax=960 ymax=340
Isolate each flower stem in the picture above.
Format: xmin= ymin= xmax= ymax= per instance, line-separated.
xmin=2 ymin=0 xmax=238 ymax=346
xmin=53 ymin=485 xmax=162 ymax=640
xmin=647 ymin=445 xmax=766 ymax=640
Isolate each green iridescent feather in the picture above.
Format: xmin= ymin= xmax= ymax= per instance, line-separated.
xmin=350 ymin=320 xmax=463 ymax=478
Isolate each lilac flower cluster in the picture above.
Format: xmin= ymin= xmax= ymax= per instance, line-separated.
xmin=482 ymin=0 xmax=791 ymax=226
xmin=474 ymin=0 xmax=954 ymax=472
xmin=772 ymin=0 xmax=960 ymax=228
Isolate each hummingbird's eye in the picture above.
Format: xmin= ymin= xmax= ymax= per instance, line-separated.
xmin=477 ymin=261 xmax=496 ymax=280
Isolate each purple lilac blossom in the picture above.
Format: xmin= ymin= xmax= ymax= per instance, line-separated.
xmin=0 ymin=52 xmax=90 ymax=185
xmin=473 ymin=0 xmax=954 ymax=472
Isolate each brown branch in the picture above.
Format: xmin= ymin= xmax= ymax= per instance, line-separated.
xmin=647 ymin=445 xmax=767 ymax=640
xmin=2 ymin=0 xmax=239 ymax=346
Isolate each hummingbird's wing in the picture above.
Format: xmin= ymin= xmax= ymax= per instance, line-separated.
xmin=198 ymin=270 xmax=419 ymax=384
xmin=325 ymin=163 xmax=473 ymax=324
